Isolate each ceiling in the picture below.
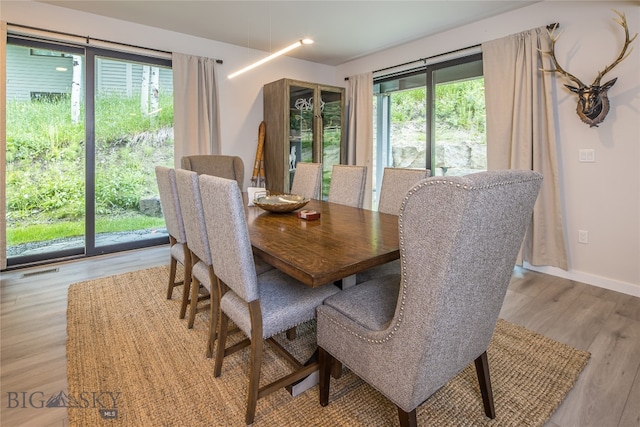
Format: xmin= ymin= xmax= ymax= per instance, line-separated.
xmin=38 ymin=1 xmax=539 ymax=66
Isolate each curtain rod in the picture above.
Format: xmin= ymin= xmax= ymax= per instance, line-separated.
xmin=344 ymin=43 xmax=479 ymax=81
xmin=8 ymin=23 xmax=223 ymax=64
xmin=344 ymin=23 xmax=559 ymax=81
xmin=375 ymin=43 xmax=480 ymax=75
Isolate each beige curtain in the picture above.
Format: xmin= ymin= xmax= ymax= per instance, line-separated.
xmin=172 ymin=53 xmax=220 ymax=168
xmin=1 ymin=22 xmax=7 ymax=269
xmin=483 ymin=27 xmax=568 ymax=270
xmin=346 ymin=72 xmax=373 ymax=209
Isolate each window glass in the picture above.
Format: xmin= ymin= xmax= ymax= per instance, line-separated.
xmin=372 ymin=54 xmax=485 ymax=206
xmin=5 ymin=37 xmax=173 ymax=266
xmin=433 ymin=59 xmax=486 ymax=177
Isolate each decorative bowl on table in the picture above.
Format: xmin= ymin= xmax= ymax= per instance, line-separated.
xmin=253 ymin=194 xmax=310 ymax=213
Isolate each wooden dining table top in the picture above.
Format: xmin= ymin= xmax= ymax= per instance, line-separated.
xmin=244 ymin=197 xmax=400 ymax=287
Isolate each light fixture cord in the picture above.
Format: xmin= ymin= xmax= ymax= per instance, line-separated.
xmin=269 ymin=1 xmax=272 ymax=54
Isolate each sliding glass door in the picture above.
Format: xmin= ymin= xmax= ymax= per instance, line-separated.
xmin=5 ymin=38 xmax=173 ymax=266
xmin=372 ymin=54 xmax=486 ymax=206
xmin=91 ymin=51 xmax=174 ymax=252
xmin=6 ymin=41 xmax=87 ymax=262
xmin=432 ymin=58 xmax=486 ymax=177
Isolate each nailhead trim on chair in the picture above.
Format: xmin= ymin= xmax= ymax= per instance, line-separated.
xmin=424 ymin=175 xmax=541 ymax=191
xmin=320 ymin=174 xmax=543 ymax=344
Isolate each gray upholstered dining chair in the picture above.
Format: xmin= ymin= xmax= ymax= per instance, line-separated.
xmin=198 ymin=174 xmax=340 ymax=425
xmin=175 ymin=170 xmax=271 ymax=353
xmin=356 ymin=167 xmax=430 ymax=284
xmin=328 ymin=164 xmax=367 ymax=208
xmin=181 ymin=154 xmax=245 ymax=190
xmin=377 ymin=167 xmax=431 ymax=215
xmin=174 ymin=169 xmax=216 ymax=337
xmin=155 ymin=166 xmax=192 ymax=319
xmin=290 ymin=162 xmax=322 ymax=199
xmin=317 ymin=170 xmax=543 ymax=427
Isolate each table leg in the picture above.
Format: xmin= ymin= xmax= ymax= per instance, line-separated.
xmin=287 ymin=348 xmax=319 ymax=396
xmin=341 ymin=274 xmax=356 ymax=289
xmin=288 ymin=371 xmax=319 ymax=396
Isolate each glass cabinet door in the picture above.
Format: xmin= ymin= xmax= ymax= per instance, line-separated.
xmin=264 ymin=78 xmax=344 ymax=195
xmin=288 ymin=84 xmax=315 ymax=189
xmin=319 ymin=88 xmax=344 ymax=198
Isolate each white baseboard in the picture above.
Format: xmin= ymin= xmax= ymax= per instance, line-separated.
xmin=522 ymin=262 xmax=640 ymax=298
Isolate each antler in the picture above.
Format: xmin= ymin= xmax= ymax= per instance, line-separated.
xmin=594 ymin=10 xmax=637 ymax=86
xmin=540 ymin=23 xmax=587 ymax=88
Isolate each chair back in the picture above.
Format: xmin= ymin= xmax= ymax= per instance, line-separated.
xmin=377 ymin=168 xmax=430 ymax=215
xmin=290 ymin=162 xmax=322 ymax=199
xmin=181 ymin=155 xmax=245 ymax=191
xmin=174 ymin=169 xmax=212 ymax=265
xmin=376 ymin=170 xmax=542 ymax=409
xmin=328 ymin=165 xmax=367 ymax=208
xmin=198 ymin=175 xmax=259 ymax=302
xmin=155 ymin=166 xmax=187 ymax=243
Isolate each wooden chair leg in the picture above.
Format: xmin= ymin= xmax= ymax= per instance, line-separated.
xmin=187 ymin=275 xmax=200 ymax=329
xmin=474 ymin=351 xmax=495 ymax=419
xmin=318 ymin=346 xmax=333 ymax=407
xmin=178 ymin=250 xmax=192 ymax=319
xmin=245 ymin=301 xmax=264 ymax=425
xmin=331 ymin=360 xmax=343 ymax=379
xmin=178 ymin=271 xmax=190 ymax=319
xmin=167 ymin=256 xmax=178 ymax=299
xmin=398 ymin=407 xmax=418 ymax=427
xmin=286 ymin=327 xmax=296 ymax=340
xmin=205 ymin=269 xmax=218 ymax=358
xmin=205 ymin=295 xmax=218 ymax=358
xmin=213 ymin=313 xmax=229 ymax=377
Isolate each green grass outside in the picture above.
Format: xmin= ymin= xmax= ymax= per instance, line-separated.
xmin=7 ymin=93 xmax=174 ymax=249
xmin=8 ymin=215 xmax=167 ymax=246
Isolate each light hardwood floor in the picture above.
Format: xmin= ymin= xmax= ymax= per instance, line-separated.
xmin=1 ymin=246 xmax=639 ymax=427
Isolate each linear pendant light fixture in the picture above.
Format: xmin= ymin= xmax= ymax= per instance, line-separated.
xmin=228 ymin=38 xmax=313 ymax=79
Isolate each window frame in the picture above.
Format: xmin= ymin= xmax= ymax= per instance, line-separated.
xmin=372 ymin=52 xmax=484 ymax=203
xmin=5 ymin=36 xmax=173 ymax=267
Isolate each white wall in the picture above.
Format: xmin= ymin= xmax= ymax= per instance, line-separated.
xmin=3 ymin=1 xmax=639 ymax=296
xmin=337 ymin=1 xmax=640 ymax=296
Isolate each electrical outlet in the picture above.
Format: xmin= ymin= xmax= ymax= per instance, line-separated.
xmin=578 ymin=230 xmax=589 ymax=244
xmin=579 ymin=149 xmax=595 ymax=162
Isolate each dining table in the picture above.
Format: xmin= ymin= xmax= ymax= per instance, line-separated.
xmin=243 ymin=194 xmax=400 ymax=395
xmin=243 ymin=195 xmax=400 ymax=288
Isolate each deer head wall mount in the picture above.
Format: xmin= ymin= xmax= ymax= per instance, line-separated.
xmin=542 ymin=10 xmax=637 ymax=128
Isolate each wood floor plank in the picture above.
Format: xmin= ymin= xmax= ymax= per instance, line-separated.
xmin=1 ymin=301 xmax=67 ymax=332
xmin=618 ymin=365 xmax=640 ymax=427
xmin=575 ymin=281 xmax=640 ymax=322
xmin=2 ymin=376 xmax=68 ymax=427
xmin=542 ymin=292 xmax=616 ymax=351
xmin=1 ymin=295 xmax=18 ymax=307
xmin=499 ymin=288 xmax=532 ymax=320
xmin=503 ymin=276 xmax=582 ymax=334
xmin=1 ymin=330 xmax=67 ymax=367
xmin=550 ymin=313 xmax=640 ymax=427
xmin=4 ymin=407 xmax=68 ymax=427
xmin=615 ymin=294 xmax=640 ymax=322
xmin=508 ymin=267 xmax=555 ymax=297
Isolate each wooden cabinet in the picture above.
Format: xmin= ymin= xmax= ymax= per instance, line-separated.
xmin=263 ymin=78 xmax=345 ymax=196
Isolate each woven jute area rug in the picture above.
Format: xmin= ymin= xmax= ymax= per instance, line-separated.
xmin=66 ymin=265 xmax=590 ymax=426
